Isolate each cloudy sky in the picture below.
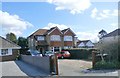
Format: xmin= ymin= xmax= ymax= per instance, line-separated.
xmin=0 ymin=0 xmax=119 ymax=42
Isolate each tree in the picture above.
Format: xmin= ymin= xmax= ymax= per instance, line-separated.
xmin=6 ymin=33 xmax=17 ymax=43
xmin=17 ymin=37 xmax=28 ymax=48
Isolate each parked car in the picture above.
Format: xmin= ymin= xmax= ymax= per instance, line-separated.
xmin=27 ymin=50 xmax=42 ymax=56
xmin=57 ymin=51 xmax=71 ymax=59
xmin=45 ymin=51 xmax=54 ymax=56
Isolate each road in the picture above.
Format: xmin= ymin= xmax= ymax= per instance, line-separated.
xmin=58 ymin=59 xmax=119 ymax=76
xmin=0 ymin=61 xmax=49 ymax=77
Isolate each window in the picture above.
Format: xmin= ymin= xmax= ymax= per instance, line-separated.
xmin=54 ymin=47 xmax=59 ymax=51
xmin=64 ymin=46 xmax=69 ymax=49
xmin=0 ymin=49 xmax=12 ymax=56
xmin=37 ymin=36 xmax=44 ymax=41
xmin=64 ymin=36 xmax=72 ymax=41
xmin=64 ymin=46 xmax=73 ymax=49
xmin=54 ymin=47 xmax=59 ymax=49
xmin=50 ymin=35 xmax=61 ymax=41
xmin=1 ymin=49 xmax=8 ymax=55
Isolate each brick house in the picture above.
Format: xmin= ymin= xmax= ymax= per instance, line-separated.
xmin=61 ymin=28 xmax=76 ymax=49
xmin=28 ymin=27 xmax=76 ymax=54
xmin=0 ymin=36 xmax=21 ymax=61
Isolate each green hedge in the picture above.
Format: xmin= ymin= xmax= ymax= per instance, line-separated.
xmin=94 ymin=60 xmax=120 ymax=69
xmin=65 ymin=49 xmax=93 ymax=60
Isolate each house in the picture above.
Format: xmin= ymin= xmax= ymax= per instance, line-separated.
xmin=61 ymin=28 xmax=76 ymax=49
xmin=28 ymin=27 xmax=76 ymax=54
xmin=97 ymin=29 xmax=120 ymax=62
xmin=77 ymin=40 xmax=94 ymax=48
xmin=101 ymin=28 xmax=120 ymax=41
xmin=0 ymin=36 xmax=21 ymax=61
xmin=100 ymin=28 xmax=120 ymax=43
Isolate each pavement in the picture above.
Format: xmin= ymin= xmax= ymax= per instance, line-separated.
xmin=0 ymin=60 xmax=49 ymax=77
xmin=58 ymin=59 xmax=119 ymax=76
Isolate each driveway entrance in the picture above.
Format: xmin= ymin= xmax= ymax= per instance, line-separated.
xmin=58 ymin=59 xmax=92 ymax=76
xmin=58 ymin=59 xmax=118 ymax=76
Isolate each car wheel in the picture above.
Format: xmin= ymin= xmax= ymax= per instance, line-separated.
xmin=61 ymin=56 xmax=64 ymax=59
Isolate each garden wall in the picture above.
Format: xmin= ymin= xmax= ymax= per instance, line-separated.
xmin=21 ymin=55 xmax=51 ymax=74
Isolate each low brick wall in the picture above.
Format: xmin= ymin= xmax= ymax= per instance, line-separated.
xmin=21 ymin=55 xmax=51 ymax=74
xmin=0 ymin=49 xmax=19 ymax=62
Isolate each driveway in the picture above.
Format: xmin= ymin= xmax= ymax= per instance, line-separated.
xmin=0 ymin=60 xmax=49 ymax=77
xmin=58 ymin=59 xmax=119 ymax=76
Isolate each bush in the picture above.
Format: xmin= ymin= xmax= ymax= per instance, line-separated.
xmin=112 ymin=60 xmax=120 ymax=69
xmin=20 ymin=48 xmax=29 ymax=55
xmin=64 ymin=49 xmax=93 ymax=60
xmin=94 ymin=60 xmax=120 ymax=69
xmin=97 ymin=41 xmax=119 ymax=62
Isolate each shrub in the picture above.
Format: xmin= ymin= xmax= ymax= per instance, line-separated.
xmin=94 ymin=60 xmax=120 ymax=69
xmin=112 ymin=60 xmax=120 ymax=69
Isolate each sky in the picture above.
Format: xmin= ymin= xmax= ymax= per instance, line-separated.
xmin=0 ymin=0 xmax=119 ymax=42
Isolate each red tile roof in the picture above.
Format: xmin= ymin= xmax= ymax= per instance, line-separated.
xmin=28 ymin=29 xmax=48 ymax=37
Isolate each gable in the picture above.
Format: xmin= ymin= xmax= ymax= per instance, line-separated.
xmin=78 ymin=42 xmax=85 ymax=47
xmin=64 ymin=29 xmax=76 ymax=36
xmin=48 ymin=27 xmax=62 ymax=35
xmin=86 ymin=41 xmax=94 ymax=47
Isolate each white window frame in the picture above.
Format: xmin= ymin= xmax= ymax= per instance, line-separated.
xmin=8 ymin=49 xmax=12 ymax=55
xmin=64 ymin=36 xmax=72 ymax=41
xmin=0 ymin=49 xmax=12 ymax=56
xmin=50 ymin=35 xmax=61 ymax=41
xmin=64 ymin=46 xmax=69 ymax=49
xmin=37 ymin=36 xmax=44 ymax=41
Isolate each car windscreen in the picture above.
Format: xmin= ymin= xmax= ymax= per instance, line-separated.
xmin=65 ymin=51 xmax=70 ymax=54
xmin=30 ymin=51 xmax=40 ymax=55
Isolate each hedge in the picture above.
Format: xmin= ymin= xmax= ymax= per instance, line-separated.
xmin=64 ymin=48 xmax=94 ymax=60
xmin=94 ymin=60 xmax=120 ymax=69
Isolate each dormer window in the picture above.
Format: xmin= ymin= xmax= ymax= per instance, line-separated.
xmin=37 ymin=36 xmax=44 ymax=41
xmin=64 ymin=36 xmax=72 ymax=41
